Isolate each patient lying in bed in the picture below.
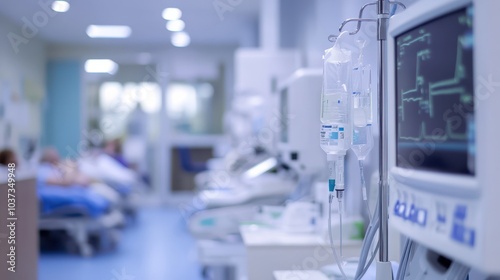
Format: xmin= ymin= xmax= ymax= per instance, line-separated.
xmin=37 ymin=148 xmax=120 ymax=217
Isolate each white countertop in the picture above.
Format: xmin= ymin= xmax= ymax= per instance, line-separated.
xmin=240 ymin=224 xmax=362 ymax=247
xmin=274 ymin=270 xmax=329 ymax=280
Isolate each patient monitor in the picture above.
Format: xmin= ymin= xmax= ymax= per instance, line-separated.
xmin=388 ymin=0 xmax=500 ymax=274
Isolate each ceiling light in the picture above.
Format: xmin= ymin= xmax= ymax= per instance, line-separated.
xmin=171 ymin=32 xmax=190 ymax=47
xmin=162 ymin=8 xmax=182 ymax=21
xmin=86 ymin=25 xmax=131 ymax=38
xmin=166 ymin=20 xmax=185 ymax=32
xmin=85 ymin=59 xmax=118 ymax=74
xmin=51 ymin=1 xmax=70 ymax=13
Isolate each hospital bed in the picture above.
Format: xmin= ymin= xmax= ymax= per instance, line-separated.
xmin=38 ymin=185 xmax=125 ymax=257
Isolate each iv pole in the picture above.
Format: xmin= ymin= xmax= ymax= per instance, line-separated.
xmin=328 ymin=1 xmax=405 ymax=279
xmin=376 ymin=0 xmax=392 ymax=278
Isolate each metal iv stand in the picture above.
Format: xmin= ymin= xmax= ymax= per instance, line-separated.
xmin=328 ymin=0 xmax=405 ymax=279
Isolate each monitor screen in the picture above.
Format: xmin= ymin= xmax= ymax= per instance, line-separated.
xmin=395 ymin=6 xmax=475 ymax=175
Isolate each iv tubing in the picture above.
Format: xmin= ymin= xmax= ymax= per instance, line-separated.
xmin=359 ymin=160 xmax=372 ymax=220
xmin=354 ymin=195 xmax=381 ymax=279
xmin=357 ymin=241 xmax=380 ymax=279
xmin=335 ymin=154 xmax=346 ymax=261
xmin=339 ymin=199 xmax=343 ymax=258
xmin=329 ymin=193 xmax=347 ymax=279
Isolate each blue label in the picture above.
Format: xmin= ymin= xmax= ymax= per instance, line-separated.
xmin=329 ymin=179 xmax=335 ymax=192
xmin=331 ymin=132 xmax=339 ymax=140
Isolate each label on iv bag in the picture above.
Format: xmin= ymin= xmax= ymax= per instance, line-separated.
xmin=320 ymin=124 xmax=345 ymax=149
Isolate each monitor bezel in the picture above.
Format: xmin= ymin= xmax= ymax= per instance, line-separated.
xmin=388 ymin=0 xmax=477 ymax=198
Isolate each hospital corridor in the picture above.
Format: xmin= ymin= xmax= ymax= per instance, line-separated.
xmin=1 ymin=0 xmax=500 ymax=280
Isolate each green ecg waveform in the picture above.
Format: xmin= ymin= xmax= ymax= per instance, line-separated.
xmin=398 ymin=30 xmax=470 ymax=142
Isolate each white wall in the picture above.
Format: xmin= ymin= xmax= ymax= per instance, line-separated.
xmin=0 ymin=19 xmax=46 ymax=85
xmin=48 ymin=44 xmax=235 ymax=110
xmin=48 ymin=45 xmax=235 ymax=77
xmin=0 ymin=16 xmax=46 ymax=157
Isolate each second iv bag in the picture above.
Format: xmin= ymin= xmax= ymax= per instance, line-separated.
xmin=352 ymin=39 xmax=373 ymax=127
xmin=351 ymin=39 xmax=373 ymax=160
xmin=320 ymin=39 xmax=353 ymax=154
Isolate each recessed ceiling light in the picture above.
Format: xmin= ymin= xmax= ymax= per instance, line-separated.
xmin=162 ymin=8 xmax=182 ymax=21
xmin=86 ymin=25 xmax=131 ymax=38
xmin=51 ymin=1 xmax=70 ymax=13
xmin=85 ymin=59 xmax=118 ymax=74
xmin=166 ymin=20 xmax=185 ymax=32
xmin=171 ymin=32 xmax=190 ymax=47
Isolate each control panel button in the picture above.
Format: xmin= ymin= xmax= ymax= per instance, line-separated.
xmin=394 ymin=200 xmax=400 ymax=216
xmin=399 ymin=203 xmax=407 ymax=219
xmin=437 ymin=214 xmax=446 ymax=224
xmin=408 ymin=204 xmax=417 ymax=222
xmin=454 ymin=205 xmax=467 ymax=220
xmin=417 ymin=209 xmax=427 ymax=226
xmin=452 ymin=224 xmax=465 ymax=242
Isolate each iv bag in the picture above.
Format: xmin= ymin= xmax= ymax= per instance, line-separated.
xmin=321 ymin=39 xmax=353 ymax=124
xmin=320 ymin=33 xmax=353 ymax=154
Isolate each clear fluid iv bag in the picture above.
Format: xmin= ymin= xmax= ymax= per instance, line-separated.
xmin=352 ymin=65 xmax=372 ymax=127
xmin=352 ymin=124 xmax=374 ymax=161
xmin=352 ymin=39 xmax=372 ymax=127
xmin=351 ymin=39 xmax=374 ymax=160
xmin=320 ymin=36 xmax=353 ymax=154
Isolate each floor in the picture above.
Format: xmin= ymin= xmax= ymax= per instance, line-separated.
xmin=39 ymin=206 xmax=204 ymax=280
